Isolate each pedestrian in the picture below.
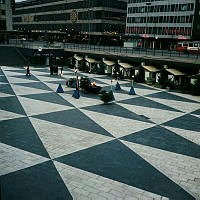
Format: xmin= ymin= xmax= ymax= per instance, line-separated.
xmin=61 ymin=66 xmax=63 ymax=75
xmin=26 ymin=65 xmax=31 ymax=76
xmin=50 ymin=65 xmax=53 ymax=75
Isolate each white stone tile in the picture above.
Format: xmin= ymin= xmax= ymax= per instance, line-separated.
xmin=118 ymin=102 xmax=185 ymax=125
xmin=121 ymin=140 xmax=200 ymax=199
xmin=0 ymin=109 xmax=25 ymax=121
xmin=54 ymin=161 xmax=164 ymax=200
xmin=29 ymin=117 xmax=114 ymax=159
xmin=80 ymin=109 xmax=155 ymax=138
xmin=17 ymin=96 xmax=73 ymax=116
xmin=0 ymin=143 xmax=49 ymax=176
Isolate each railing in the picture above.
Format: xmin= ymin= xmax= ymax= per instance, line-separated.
xmin=3 ymin=40 xmax=200 ymax=61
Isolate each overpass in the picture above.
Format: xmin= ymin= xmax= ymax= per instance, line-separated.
xmin=1 ymin=41 xmax=200 ymax=68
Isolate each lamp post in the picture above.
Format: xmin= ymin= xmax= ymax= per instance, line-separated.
xmin=144 ymin=2 xmax=151 ymax=49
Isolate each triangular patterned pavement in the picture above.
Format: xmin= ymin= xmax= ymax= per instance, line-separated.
xmin=38 ymin=74 xmax=65 ymax=79
xmin=5 ymin=69 xmax=27 ymax=74
xmin=118 ymin=96 xmax=182 ymax=113
xmin=18 ymin=96 xmax=73 ymax=116
xmin=120 ymin=82 xmax=158 ymax=90
xmin=55 ymin=139 xmax=195 ymax=200
xmin=0 ymin=143 xmax=49 ymax=176
xmin=13 ymin=82 xmax=52 ymax=91
xmin=118 ymin=102 xmax=185 ymax=125
xmin=0 ymin=75 xmax=8 ymax=83
xmin=145 ymin=95 xmax=200 ymax=113
xmin=0 ymin=161 xmax=73 ymax=200
xmin=31 ymin=68 xmax=49 ymax=73
xmin=121 ymin=140 xmax=200 ymax=199
xmin=120 ymin=125 xmax=200 ymax=159
xmin=32 ymin=109 xmax=114 ymax=138
xmin=0 ymin=117 xmax=50 ymax=158
xmin=9 ymin=74 xmax=41 ymax=81
xmin=81 ymin=103 xmax=153 ymax=123
xmin=30 ymin=117 xmax=114 ymax=159
xmin=80 ymin=109 xmax=155 ymax=138
xmin=162 ymin=114 xmax=200 ymax=132
xmin=146 ymin=91 xmax=198 ymax=103
xmin=11 ymin=84 xmax=52 ymax=96
xmin=191 ymin=109 xmax=200 ymax=116
xmin=0 ymin=109 xmax=25 ymax=121
xmin=20 ymin=92 xmax=74 ymax=107
xmin=0 ymin=96 xmax=26 ymax=115
xmin=0 ymin=84 xmax=15 ymax=95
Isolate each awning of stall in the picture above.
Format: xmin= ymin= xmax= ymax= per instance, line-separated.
xmin=142 ymin=65 xmax=160 ymax=72
xmin=118 ymin=62 xmax=135 ymax=69
xmin=74 ymin=55 xmax=83 ymax=61
xmin=103 ymin=60 xmax=115 ymax=66
xmin=166 ymin=68 xmax=186 ymax=76
xmin=85 ymin=57 xmax=97 ymax=63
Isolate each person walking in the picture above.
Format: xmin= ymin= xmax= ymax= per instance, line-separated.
xmin=26 ymin=65 xmax=31 ymax=76
xmin=60 ymin=66 xmax=63 ymax=75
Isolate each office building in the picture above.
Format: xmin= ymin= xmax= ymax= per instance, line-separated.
xmin=13 ymin=0 xmax=127 ymax=36
xmin=126 ymin=0 xmax=200 ymax=40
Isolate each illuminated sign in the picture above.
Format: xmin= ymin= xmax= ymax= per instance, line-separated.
xmin=23 ymin=16 xmax=33 ymax=22
xmin=70 ymin=10 xmax=78 ymax=23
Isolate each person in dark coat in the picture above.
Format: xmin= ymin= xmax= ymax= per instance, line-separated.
xmin=61 ymin=66 xmax=63 ymax=75
xmin=26 ymin=65 xmax=31 ymax=76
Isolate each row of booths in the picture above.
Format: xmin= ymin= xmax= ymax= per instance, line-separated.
xmin=73 ymin=54 xmax=199 ymax=87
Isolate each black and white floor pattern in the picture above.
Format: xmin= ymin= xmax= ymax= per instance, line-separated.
xmin=0 ymin=66 xmax=200 ymax=200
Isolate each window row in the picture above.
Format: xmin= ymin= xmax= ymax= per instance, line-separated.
xmin=13 ymin=11 xmax=126 ymax=22
xmin=128 ymin=3 xmax=195 ymax=14
xmin=128 ymin=0 xmax=165 ymax=3
xmin=15 ymin=0 xmax=126 ymax=15
xmin=127 ymin=15 xmax=194 ymax=24
xmin=13 ymin=22 xmax=125 ymax=33
xmin=126 ymin=26 xmax=192 ymax=36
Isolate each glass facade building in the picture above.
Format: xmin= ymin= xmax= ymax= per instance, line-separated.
xmin=126 ymin=0 xmax=200 ymax=40
xmin=13 ymin=0 xmax=127 ymax=35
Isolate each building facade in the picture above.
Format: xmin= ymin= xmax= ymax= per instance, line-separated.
xmin=13 ymin=0 xmax=127 ymax=36
xmin=0 ymin=0 xmax=13 ymax=31
xmin=126 ymin=0 xmax=200 ymax=40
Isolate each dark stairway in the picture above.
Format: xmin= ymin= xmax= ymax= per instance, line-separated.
xmin=0 ymin=46 xmax=27 ymax=66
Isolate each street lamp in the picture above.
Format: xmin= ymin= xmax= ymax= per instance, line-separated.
xmin=144 ymin=2 xmax=151 ymax=49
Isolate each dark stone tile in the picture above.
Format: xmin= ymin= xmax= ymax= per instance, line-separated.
xmin=162 ymin=114 xmax=200 ymax=132
xmin=55 ymin=140 xmax=194 ymax=200
xmin=0 ymin=84 xmax=15 ymax=95
xmin=191 ymin=109 xmax=200 ymax=116
xmin=13 ymin=82 xmax=52 ymax=91
xmin=92 ymin=78 xmax=109 ymax=85
xmin=0 ymin=117 xmax=50 ymax=158
xmin=0 ymin=96 xmax=26 ymax=115
xmin=46 ymin=80 xmax=66 ymax=85
xmin=32 ymin=109 xmax=114 ymax=138
xmin=120 ymin=125 xmax=200 ymax=159
xmin=146 ymin=91 xmax=199 ymax=103
xmin=101 ymin=86 xmax=128 ymax=94
xmin=0 ymin=161 xmax=73 ymax=200
xmin=81 ymin=103 xmax=153 ymax=123
xmin=120 ymin=82 xmax=157 ymax=90
xmin=0 ymin=68 xmax=4 ymax=75
xmin=38 ymin=74 xmax=65 ymax=79
xmin=9 ymin=74 xmax=41 ymax=81
xmin=0 ymin=76 xmax=8 ymax=83
xmin=5 ymin=69 xmax=26 ymax=74
xmin=119 ymin=96 xmax=182 ymax=112
xmin=31 ymin=68 xmax=49 ymax=73
xmin=20 ymin=92 xmax=74 ymax=107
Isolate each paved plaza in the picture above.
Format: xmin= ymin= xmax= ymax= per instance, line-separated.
xmin=0 ymin=66 xmax=200 ymax=200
